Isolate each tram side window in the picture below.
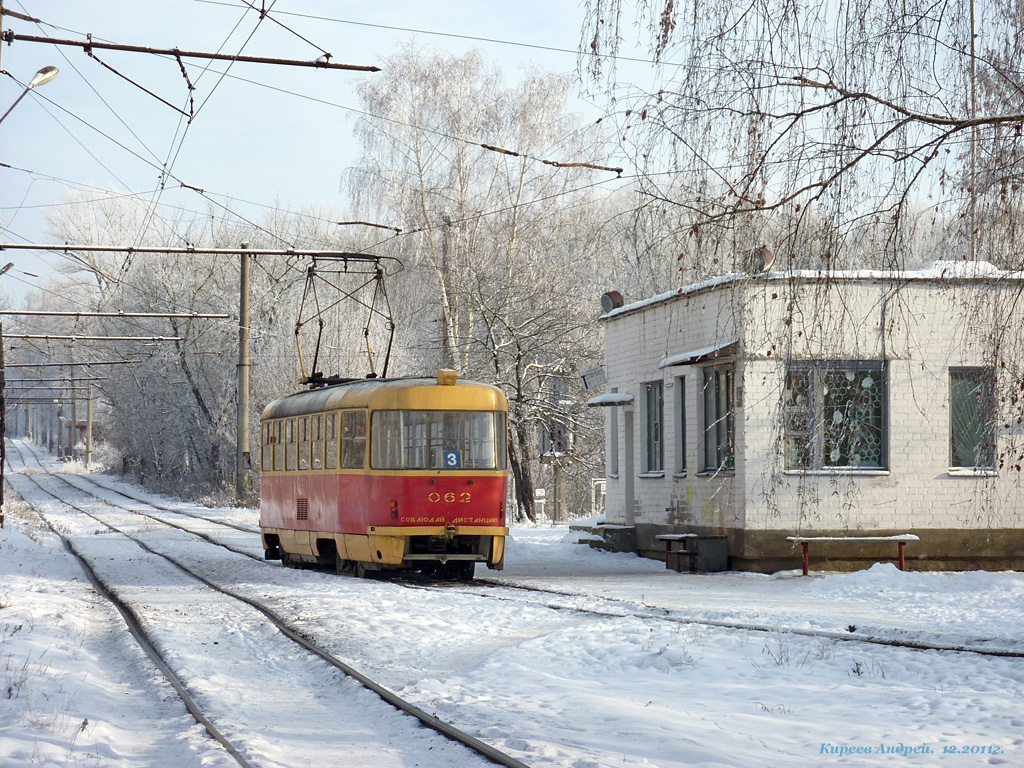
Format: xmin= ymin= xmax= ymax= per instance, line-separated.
xmin=496 ymin=415 xmax=508 ymax=470
xmin=298 ymin=417 xmax=311 ymax=471
xmin=273 ymin=420 xmax=284 ymax=472
xmin=261 ymin=423 xmax=272 ymax=472
xmin=312 ymin=414 xmax=324 ymax=470
xmin=341 ymin=410 xmax=367 ymax=469
xmin=285 ymin=418 xmax=297 ymax=472
xmin=325 ymin=412 xmax=338 ymax=470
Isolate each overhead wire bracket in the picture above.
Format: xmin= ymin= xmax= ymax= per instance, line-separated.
xmin=293 ymin=253 xmax=402 ymax=387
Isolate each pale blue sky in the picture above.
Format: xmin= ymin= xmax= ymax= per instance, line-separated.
xmin=1 ymin=0 xmax=645 ymax=302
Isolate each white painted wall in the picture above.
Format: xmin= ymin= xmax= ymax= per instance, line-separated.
xmin=600 ymin=270 xmax=1024 ymax=539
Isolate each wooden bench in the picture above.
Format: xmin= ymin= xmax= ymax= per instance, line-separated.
xmin=656 ymin=534 xmax=728 ymax=572
xmin=656 ymin=534 xmax=697 ymax=571
xmin=786 ymin=534 xmax=920 ymax=575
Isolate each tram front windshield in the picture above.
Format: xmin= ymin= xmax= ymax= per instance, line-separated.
xmin=371 ymin=410 xmax=506 ymax=470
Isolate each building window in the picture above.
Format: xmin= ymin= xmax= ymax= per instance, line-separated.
xmin=950 ymin=368 xmax=995 ymax=469
xmin=784 ymin=362 xmax=886 ymax=470
xmin=674 ymin=376 xmax=686 ymax=475
xmin=644 ymin=381 xmax=664 ymax=473
xmin=703 ymin=368 xmax=734 ymax=471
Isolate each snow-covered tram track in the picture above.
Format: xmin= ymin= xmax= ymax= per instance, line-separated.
xmin=449 ymin=579 xmax=1024 ymax=660
xmin=9 ymin=474 xmax=258 ymax=767
xmin=56 ymin=472 xmax=265 ymax=561
xmin=65 ymin=471 xmax=262 ymax=535
xmin=16 ymin=440 xmax=261 ymax=538
xmin=5 ymin=448 xmax=531 ymax=768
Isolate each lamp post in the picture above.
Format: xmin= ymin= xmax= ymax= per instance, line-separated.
xmin=0 ymin=65 xmax=58 ymax=126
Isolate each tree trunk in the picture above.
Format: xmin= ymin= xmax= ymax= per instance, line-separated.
xmin=508 ymin=413 xmax=536 ymax=523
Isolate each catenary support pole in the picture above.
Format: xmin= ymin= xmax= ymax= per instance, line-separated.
xmin=236 ymin=244 xmax=251 ymax=503
xmin=69 ymin=346 xmax=77 ymax=460
xmin=1 ymin=320 xmax=5 ymax=531
xmin=86 ymin=385 xmax=93 ymax=467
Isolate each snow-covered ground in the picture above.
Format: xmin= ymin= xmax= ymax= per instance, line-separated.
xmin=2 ymin=446 xmax=1023 ymax=767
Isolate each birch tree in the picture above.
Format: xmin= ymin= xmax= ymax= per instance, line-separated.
xmin=581 ymin=0 xmax=1024 ymax=271
xmin=581 ymin=0 xmax=1024 ymax=486
xmin=347 ymin=47 xmax=613 ymax=521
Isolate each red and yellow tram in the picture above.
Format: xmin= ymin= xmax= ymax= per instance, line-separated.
xmin=259 ymin=370 xmax=508 ymax=579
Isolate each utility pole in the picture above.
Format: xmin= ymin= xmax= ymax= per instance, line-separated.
xmin=236 ymin=244 xmax=251 ymax=503
xmin=1 ymin=319 xmax=5 ymax=532
xmin=86 ymin=385 xmax=93 ymax=466
xmin=970 ymin=0 xmax=978 ymax=262
xmin=69 ymin=345 xmax=77 ymax=460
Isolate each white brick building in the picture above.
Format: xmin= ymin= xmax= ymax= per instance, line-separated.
xmin=592 ymin=261 xmax=1024 ymax=571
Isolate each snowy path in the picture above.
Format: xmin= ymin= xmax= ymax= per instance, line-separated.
xmin=3 ymin=452 xmax=501 ymax=768
xmin=3 ymin=440 xmax=1023 ymax=767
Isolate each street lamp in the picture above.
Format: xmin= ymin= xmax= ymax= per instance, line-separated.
xmin=0 ymin=65 xmax=59 ymax=126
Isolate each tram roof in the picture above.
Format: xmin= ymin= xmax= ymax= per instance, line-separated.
xmin=260 ymin=376 xmax=507 ymax=420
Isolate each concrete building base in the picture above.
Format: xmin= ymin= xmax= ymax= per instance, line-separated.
xmin=589 ymin=523 xmax=1024 ymax=573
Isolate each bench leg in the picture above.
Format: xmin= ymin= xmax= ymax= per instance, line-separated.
xmin=801 ymin=542 xmax=809 ymax=576
xmin=898 ymin=541 xmax=906 ymax=571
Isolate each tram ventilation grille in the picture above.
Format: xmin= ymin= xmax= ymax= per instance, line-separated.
xmin=296 ymin=498 xmax=309 ymax=520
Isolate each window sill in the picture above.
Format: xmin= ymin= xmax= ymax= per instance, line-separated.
xmin=947 ymin=468 xmax=997 ymax=478
xmin=638 ymin=472 xmax=665 ymax=479
xmin=607 ymin=473 xmax=619 ymax=480
xmin=672 ymin=471 xmax=688 ymax=479
xmin=783 ymin=469 xmax=890 ymax=477
xmin=696 ymin=470 xmax=736 ymax=477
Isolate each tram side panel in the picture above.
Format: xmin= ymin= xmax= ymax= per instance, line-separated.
xmin=259 ymin=376 xmax=510 ymax=572
xmin=261 ymin=469 xmax=507 ymax=569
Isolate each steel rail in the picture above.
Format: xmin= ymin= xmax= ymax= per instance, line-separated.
xmin=7 ymin=442 xmax=532 ymax=768
xmin=18 ymin=440 xmax=1022 ymax=663
xmin=57 ymin=474 xmax=263 ymax=553
xmin=460 ymin=580 xmax=1024 ymax=660
xmin=5 ymin=457 xmax=255 ymax=768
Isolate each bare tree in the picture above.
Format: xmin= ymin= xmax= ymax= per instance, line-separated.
xmin=581 ymin=0 xmax=1024 ymax=500
xmin=35 ymin=193 xmax=384 ymax=496
xmin=347 ymin=46 xmax=613 ymax=521
xmin=581 ymin=0 xmax=1024 ymax=271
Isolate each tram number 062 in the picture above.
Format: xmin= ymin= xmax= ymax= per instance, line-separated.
xmin=427 ymin=492 xmax=472 ymax=504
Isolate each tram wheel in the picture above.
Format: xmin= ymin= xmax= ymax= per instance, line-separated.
xmin=443 ymin=561 xmax=475 ymax=582
xmin=281 ymin=552 xmax=304 ymax=569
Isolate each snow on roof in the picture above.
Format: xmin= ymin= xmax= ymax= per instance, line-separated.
xmin=586 ymin=392 xmax=635 ymax=407
xmin=601 ymin=272 xmax=745 ymax=321
xmin=601 ymin=259 xmax=1022 ymax=321
xmin=659 ymin=340 xmax=738 ymax=368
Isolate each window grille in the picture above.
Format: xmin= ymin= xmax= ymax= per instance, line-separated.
xmin=784 ymin=362 xmax=887 ymax=470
